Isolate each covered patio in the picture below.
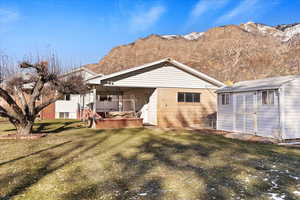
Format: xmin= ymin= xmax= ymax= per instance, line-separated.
xmin=80 ymin=85 xmax=158 ymax=128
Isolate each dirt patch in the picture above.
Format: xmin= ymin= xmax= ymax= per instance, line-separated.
xmin=0 ymin=133 xmax=47 ymax=140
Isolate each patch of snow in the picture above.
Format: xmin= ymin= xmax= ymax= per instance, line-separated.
xmin=161 ymin=34 xmax=180 ymax=39
xmin=268 ymin=193 xmax=286 ymax=200
xmin=139 ymin=193 xmax=147 ymax=196
xmin=271 ymin=179 xmax=279 ymax=189
xmin=242 ymin=21 xmax=300 ymax=42
xmin=289 ymin=175 xmax=299 ymax=180
xmin=161 ymin=32 xmax=204 ymax=40
xmin=183 ymin=32 xmax=204 ymax=40
xmin=293 ymin=191 xmax=300 ymax=195
xmin=282 ymin=24 xmax=300 ymax=41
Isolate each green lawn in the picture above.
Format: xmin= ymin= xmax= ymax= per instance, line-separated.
xmin=0 ymin=120 xmax=299 ymax=200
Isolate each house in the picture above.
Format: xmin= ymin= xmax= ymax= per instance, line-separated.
xmin=216 ymin=75 xmax=300 ymax=140
xmin=40 ymin=66 xmax=99 ymax=120
xmin=43 ymin=58 xmax=225 ymax=128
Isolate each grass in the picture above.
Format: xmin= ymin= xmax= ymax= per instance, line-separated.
xmin=0 ymin=120 xmax=299 ymax=200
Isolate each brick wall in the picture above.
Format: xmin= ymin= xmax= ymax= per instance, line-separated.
xmin=40 ymin=103 xmax=56 ymax=120
xmin=157 ymin=88 xmax=217 ymax=128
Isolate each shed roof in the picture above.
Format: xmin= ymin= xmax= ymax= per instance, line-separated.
xmin=216 ymin=75 xmax=300 ymax=93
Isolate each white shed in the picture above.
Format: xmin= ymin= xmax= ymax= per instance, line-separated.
xmin=216 ymin=75 xmax=300 ymax=140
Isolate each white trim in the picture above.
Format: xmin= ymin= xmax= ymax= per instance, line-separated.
xmin=99 ymin=84 xmax=218 ymax=89
xmin=279 ymin=87 xmax=285 ymax=140
xmin=217 ymin=94 xmax=220 ymax=130
xmin=87 ymin=58 xmax=225 ymax=87
xmin=233 ymin=94 xmax=236 ymax=131
xmin=254 ymin=92 xmax=258 ymax=134
xmin=217 ymin=77 xmax=299 ymax=93
xmin=216 ymin=86 xmax=281 ymax=93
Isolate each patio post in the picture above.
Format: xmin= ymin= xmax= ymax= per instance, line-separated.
xmin=92 ymin=87 xmax=97 ymax=128
xmin=92 ymin=87 xmax=97 ymax=114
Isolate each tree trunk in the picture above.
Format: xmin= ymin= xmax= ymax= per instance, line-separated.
xmin=15 ymin=121 xmax=34 ymax=135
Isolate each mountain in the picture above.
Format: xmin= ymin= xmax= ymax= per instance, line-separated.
xmin=86 ymin=22 xmax=300 ymax=82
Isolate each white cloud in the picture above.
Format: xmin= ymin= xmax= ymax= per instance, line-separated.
xmin=0 ymin=8 xmax=20 ymax=33
xmin=191 ymin=0 xmax=229 ymax=18
xmin=0 ymin=8 xmax=19 ymax=24
xmin=129 ymin=5 xmax=166 ymax=32
xmin=215 ymin=0 xmax=260 ymax=24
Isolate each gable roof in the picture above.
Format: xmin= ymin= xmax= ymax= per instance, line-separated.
xmin=82 ymin=63 xmax=103 ymax=75
xmin=87 ymin=58 xmax=225 ymax=87
xmin=217 ymin=75 xmax=300 ymax=93
xmin=67 ymin=66 xmax=99 ymax=76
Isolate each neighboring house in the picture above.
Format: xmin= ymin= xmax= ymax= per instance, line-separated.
xmin=216 ymin=75 xmax=300 ymax=140
xmin=43 ymin=58 xmax=225 ymax=128
xmin=40 ymin=66 xmax=99 ymax=120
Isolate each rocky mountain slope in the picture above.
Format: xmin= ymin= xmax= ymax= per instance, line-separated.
xmin=87 ymin=22 xmax=300 ymax=82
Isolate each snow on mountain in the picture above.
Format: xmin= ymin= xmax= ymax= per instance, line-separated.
xmin=161 ymin=32 xmax=204 ymax=40
xmin=161 ymin=22 xmax=300 ymax=42
xmin=282 ymin=23 xmax=300 ymax=41
xmin=242 ymin=22 xmax=300 ymax=41
xmin=183 ymin=32 xmax=204 ymax=40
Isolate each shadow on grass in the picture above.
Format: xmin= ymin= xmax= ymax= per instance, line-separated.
xmin=0 ymin=134 xmax=111 ymax=199
xmin=62 ymin=131 xmax=300 ymax=200
xmin=2 ymin=120 xmax=81 ymax=134
xmin=33 ymin=121 xmax=80 ymax=134
xmin=0 ymin=141 xmax=72 ymax=167
xmin=1 ymin=126 xmax=299 ymax=200
xmin=0 ymin=128 xmax=144 ymax=200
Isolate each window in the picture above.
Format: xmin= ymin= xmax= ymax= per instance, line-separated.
xmin=59 ymin=94 xmax=71 ymax=101
xmin=59 ymin=112 xmax=69 ymax=119
xmin=221 ymin=93 xmax=231 ymax=105
xmin=261 ymin=90 xmax=275 ymax=105
xmin=178 ymin=93 xmax=185 ymax=102
xmin=97 ymin=95 xmax=112 ymax=101
xmin=177 ymin=92 xmax=201 ymax=103
xmin=65 ymin=94 xmax=71 ymax=101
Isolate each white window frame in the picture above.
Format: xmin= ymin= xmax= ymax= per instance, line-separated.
xmin=59 ymin=112 xmax=70 ymax=119
xmin=261 ymin=90 xmax=275 ymax=105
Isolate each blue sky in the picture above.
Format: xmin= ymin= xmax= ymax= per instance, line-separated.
xmin=0 ymin=0 xmax=299 ymax=66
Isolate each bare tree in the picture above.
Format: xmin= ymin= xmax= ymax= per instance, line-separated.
xmin=0 ymin=55 xmax=87 ymax=135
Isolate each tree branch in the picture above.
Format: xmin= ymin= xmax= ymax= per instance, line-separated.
xmin=14 ymin=86 xmax=28 ymax=114
xmin=28 ymin=78 xmax=45 ymax=115
xmin=35 ymin=93 xmax=63 ymax=114
xmin=0 ymin=105 xmax=18 ymax=121
xmin=0 ymin=87 xmax=24 ymax=119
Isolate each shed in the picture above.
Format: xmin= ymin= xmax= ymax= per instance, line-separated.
xmin=216 ymin=75 xmax=300 ymax=140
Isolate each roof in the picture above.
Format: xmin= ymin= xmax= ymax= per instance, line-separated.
xmin=64 ymin=66 xmax=99 ymax=77
xmin=216 ymin=75 xmax=300 ymax=93
xmin=87 ymin=58 xmax=225 ymax=87
xmin=82 ymin=63 xmax=103 ymax=75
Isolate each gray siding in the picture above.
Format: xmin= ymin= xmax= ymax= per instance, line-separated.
xmin=217 ymin=91 xmax=281 ymax=139
xmin=217 ymin=94 xmax=234 ymax=131
xmin=106 ymin=65 xmax=217 ymax=89
xmin=256 ymin=91 xmax=280 ymax=138
xmin=282 ymin=79 xmax=300 ymax=139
